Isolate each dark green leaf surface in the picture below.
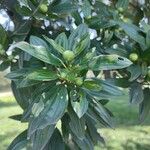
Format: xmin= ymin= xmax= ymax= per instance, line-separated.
xmin=139 ymin=88 xmax=150 ymax=122
xmin=55 ymin=33 xmax=69 ymax=50
xmin=71 ymin=90 xmax=89 ymax=118
xmin=7 ymin=130 xmax=28 ymax=150
xmin=27 ymin=69 xmax=58 ymax=81
xmin=44 ymin=36 xmax=66 ymax=54
xmin=10 ymin=42 xmax=62 ymax=66
xmin=31 ymin=125 xmax=55 ymax=150
xmin=68 ymin=24 xmax=89 ymax=50
xmin=28 ymin=85 xmax=68 ymax=136
xmin=69 ymin=107 xmax=85 ymax=140
xmin=45 ymin=128 xmax=65 ymax=150
xmin=118 ymin=22 xmax=146 ymax=48
xmin=127 ymin=65 xmax=141 ymax=81
xmin=129 ymin=82 xmax=144 ymax=105
xmin=89 ymin=55 xmax=132 ymax=71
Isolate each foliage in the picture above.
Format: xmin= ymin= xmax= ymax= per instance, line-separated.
xmin=0 ymin=0 xmax=150 ymax=149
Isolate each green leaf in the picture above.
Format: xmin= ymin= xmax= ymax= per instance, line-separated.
xmin=45 ymin=128 xmax=65 ymax=150
xmin=69 ymin=107 xmax=85 ymax=140
xmin=11 ymin=81 xmax=31 ymax=109
xmin=30 ymin=36 xmax=49 ymax=50
xmin=51 ymin=2 xmax=77 ymax=14
xmin=10 ymin=42 xmax=62 ymax=66
xmin=116 ymin=0 xmax=129 ymax=10
xmin=139 ymin=88 xmax=150 ymax=122
xmin=55 ymin=33 xmax=69 ymax=50
xmin=95 ymin=79 xmax=123 ymax=96
xmin=118 ymin=22 xmax=146 ymax=48
xmin=61 ymin=114 xmax=70 ymax=142
xmin=86 ymin=116 xmax=105 ymax=144
xmin=72 ymin=11 xmax=82 ymax=25
xmin=82 ymin=0 xmax=92 ymax=18
xmin=32 ymin=99 xmax=45 ymax=117
xmin=68 ymin=24 xmax=89 ymax=50
xmin=74 ymin=33 xmax=90 ymax=56
xmin=129 ymin=82 xmax=144 ymax=105
xmin=0 ymin=61 xmax=10 ymax=71
xmin=85 ymin=17 xmax=116 ymax=30
xmin=71 ymin=90 xmax=89 ymax=118
xmin=27 ymin=69 xmax=58 ymax=81
xmin=72 ymin=133 xmax=94 ymax=150
xmin=93 ymin=101 xmax=113 ymax=128
xmin=9 ymin=114 xmax=23 ymax=122
xmin=127 ymin=65 xmax=141 ymax=81
xmin=89 ymin=54 xmax=132 ymax=71
xmin=146 ymin=30 xmax=150 ymax=47
xmin=6 ymin=68 xmax=32 ymax=79
xmin=17 ymin=78 xmax=41 ymax=88
xmin=7 ymin=130 xmax=28 ymax=150
xmin=83 ymin=79 xmax=102 ymax=91
xmin=87 ymin=102 xmax=113 ymax=128
xmin=0 ymin=25 xmax=8 ymax=47
xmin=31 ymin=125 xmax=55 ymax=150
xmin=6 ymin=68 xmax=58 ymax=81
xmin=28 ymin=85 xmax=68 ymax=136
xmin=44 ymin=36 xmax=66 ymax=54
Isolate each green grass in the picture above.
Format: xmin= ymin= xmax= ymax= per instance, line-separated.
xmin=0 ymin=97 xmax=27 ymax=150
xmin=0 ymin=94 xmax=150 ymax=150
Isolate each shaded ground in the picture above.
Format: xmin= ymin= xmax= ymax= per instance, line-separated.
xmin=0 ymin=94 xmax=150 ymax=150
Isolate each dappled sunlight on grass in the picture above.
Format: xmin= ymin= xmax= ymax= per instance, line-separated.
xmin=0 ymin=94 xmax=150 ymax=150
xmin=0 ymin=96 xmax=27 ymax=150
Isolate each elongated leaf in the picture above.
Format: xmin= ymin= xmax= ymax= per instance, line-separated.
xmin=7 ymin=68 xmax=58 ymax=81
xmin=129 ymin=82 xmax=144 ymax=105
xmin=9 ymin=42 xmax=62 ymax=66
xmin=83 ymin=79 xmax=102 ymax=91
xmin=68 ymin=24 xmax=89 ymax=50
xmin=0 ymin=61 xmax=10 ymax=71
xmin=86 ymin=116 xmax=105 ymax=144
xmin=116 ymin=0 xmax=129 ymax=9
xmin=51 ymin=2 xmax=77 ymax=14
xmin=89 ymin=54 xmax=132 ymax=70
xmin=87 ymin=102 xmax=113 ymax=128
xmin=127 ymin=65 xmax=141 ymax=81
xmin=30 ymin=36 xmax=49 ymax=50
xmin=61 ymin=114 xmax=70 ymax=142
xmin=11 ymin=81 xmax=31 ymax=109
xmin=28 ymin=85 xmax=68 ymax=136
xmin=93 ymin=78 xmax=123 ymax=96
xmin=55 ymin=33 xmax=69 ymax=49
xmin=45 ymin=128 xmax=65 ymax=150
xmin=82 ymin=0 xmax=92 ymax=17
xmin=17 ymin=78 xmax=41 ymax=88
xmin=72 ymin=134 xmax=94 ymax=150
xmin=0 ymin=25 xmax=8 ymax=47
xmin=71 ymin=90 xmax=89 ymax=118
xmin=27 ymin=69 xmax=58 ymax=81
xmin=139 ymin=88 xmax=150 ymax=122
xmin=44 ymin=36 xmax=66 ymax=54
xmin=6 ymin=68 xmax=32 ymax=79
xmin=69 ymin=107 xmax=85 ymax=140
xmin=31 ymin=125 xmax=55 ymax=150
xmin=9 ymin=114 xmax=23 ymax=122
xmin=93 ymin=101 xmax=113 ymax=128
xmin=118 ymin=22 xmax=146 ymax=48
xmin=146 ymin=30 xmax=150 ymax=47
xmin=74 ymin=33 xmax=90 ymax=56
xmin=7 ymin=130 xmax=28 ymax=150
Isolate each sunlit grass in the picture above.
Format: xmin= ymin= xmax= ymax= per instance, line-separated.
xmin=0 ymin=94 xmax=150 ymax=150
